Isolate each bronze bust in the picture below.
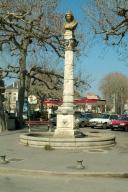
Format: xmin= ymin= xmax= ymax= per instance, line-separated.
xmin=64 ymin=11 xmax=78 ymax=31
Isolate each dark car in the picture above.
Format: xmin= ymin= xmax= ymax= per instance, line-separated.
xmin=49 ymin=112 xmax=95 ymax=129
xmin=49 ymin=112 xmax=82 ymax=128
xmin=75 ymin=112 xmax=95 ymax=128
xmin=49 ymin=116 xmax=57 ymax=128
xmin=110 ymin=115 xmax=128 ymax=131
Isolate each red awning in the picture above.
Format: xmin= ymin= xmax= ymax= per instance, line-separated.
xmin=42 ymin=98 xmax=98 ymax=106
xmin=74 ymin=98 xmax=98 ymax=104
xmin=43 ymin=99 xmax=62 ymax=105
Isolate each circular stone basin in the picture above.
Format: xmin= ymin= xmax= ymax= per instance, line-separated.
xmin=20 ymin=131 xmax=116 ymax=149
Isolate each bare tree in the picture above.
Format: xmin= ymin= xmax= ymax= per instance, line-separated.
xmin=0 ymin=0 xmax=63 ymax=126
xmin=100 ymin=72 xmax=128 ymax=114
xmin=84 ymin=0 xmax=128 ymax=61
xmin=3 ymin=63 xmax=91 ymax=100
xmin=85 ymin=0 xmax=128 ymax=46
xmin=28 ymin=68 xmax=91 ymax=99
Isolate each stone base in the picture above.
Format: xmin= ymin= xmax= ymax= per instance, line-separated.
xmin=54 ymin=106 xmax=76 ymax=138
xmin=20 ymin=131 xmax=116 ymax=149
xmin=54 ymin=128 xmax=75 ymax=138
xmin=54 ymin=128 xmax=86 ymax=138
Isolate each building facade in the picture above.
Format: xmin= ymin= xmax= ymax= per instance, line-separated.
xmin=4 ymin=82 xmax=18 ymax=113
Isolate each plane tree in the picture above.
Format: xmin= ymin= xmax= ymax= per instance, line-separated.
xmin=85 ymin=0 xmax=128 ymax=46
xmin=3 ymin=64 xmax=91 ymax=100
xmin=0 ymin=0 xmax=63 ymax=126
xmin=84 ymin=0 xmax=128 ymax=113
xmin=100 ymin=72 xmax=128 ymax=114
xmin=0 ymin=69 xmax=6 ymax=132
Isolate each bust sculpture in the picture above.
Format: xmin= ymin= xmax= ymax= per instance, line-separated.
xmin=64 ymin=11 xmax=78 ymax=31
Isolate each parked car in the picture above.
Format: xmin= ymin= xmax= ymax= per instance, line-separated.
xmin=49 ymin=112 xmax=94 ymax=128
xmin=89 ymin=113 xmax=118 ymax=129
xmin=110 ymin=115 xmax=128 ymax=131
xmin=75 ymin=112 xmax=95 ymax=128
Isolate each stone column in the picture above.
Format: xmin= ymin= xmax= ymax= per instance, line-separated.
xmin=54 ymin=11 xmax=78 ymax=138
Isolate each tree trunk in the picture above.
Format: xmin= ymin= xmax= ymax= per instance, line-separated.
xmin=0 ymin=94 xmax=6 ymax=132
xmin=18 ymin=42 xmax=28 ymax=128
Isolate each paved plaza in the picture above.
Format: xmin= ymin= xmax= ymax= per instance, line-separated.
xmin=0 ymin=127 xmax=128 ymax=191
xmin=0 ymin=175 xmax=128 ymax=192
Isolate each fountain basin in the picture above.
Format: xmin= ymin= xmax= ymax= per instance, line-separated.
xmin=20 ymin=131 xmax=116 ymax=149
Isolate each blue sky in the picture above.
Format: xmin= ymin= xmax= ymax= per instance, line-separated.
xmin=59 ymin=0 xmax=128 ymax=96
xmin=0 ymin=0 xmax=128 ymax=97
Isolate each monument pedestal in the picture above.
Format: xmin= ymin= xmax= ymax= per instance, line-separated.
xmin=20 ymin=12 xmax=116 ymax=149
xmin=54 ymin=106 xmax=75 ymax=138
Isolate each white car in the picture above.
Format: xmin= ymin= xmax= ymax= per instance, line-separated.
xmin=89 ymin=114 xmax=118 ymax=129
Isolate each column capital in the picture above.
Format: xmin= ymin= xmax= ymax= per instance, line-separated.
xmin=64 ymin=30 xmax=78 ymax=50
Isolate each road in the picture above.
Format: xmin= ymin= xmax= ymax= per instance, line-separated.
xmin=0 ymin=175 xmax=128 ymax=192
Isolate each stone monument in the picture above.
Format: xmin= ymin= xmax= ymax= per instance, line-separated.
xmin=54 ymin=11 xmax=78 ymax=138
xmin=20 ymin=12 xmax=116 ymax=149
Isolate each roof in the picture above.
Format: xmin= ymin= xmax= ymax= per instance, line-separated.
xmin=86 ymin=93 xmax=100 ymax=100
xmin=6 ymin=82 xmax=18 ymax=89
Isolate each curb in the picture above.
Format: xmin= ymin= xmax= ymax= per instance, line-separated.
xmin=0 ymin=167 xmax=128 ymax=178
